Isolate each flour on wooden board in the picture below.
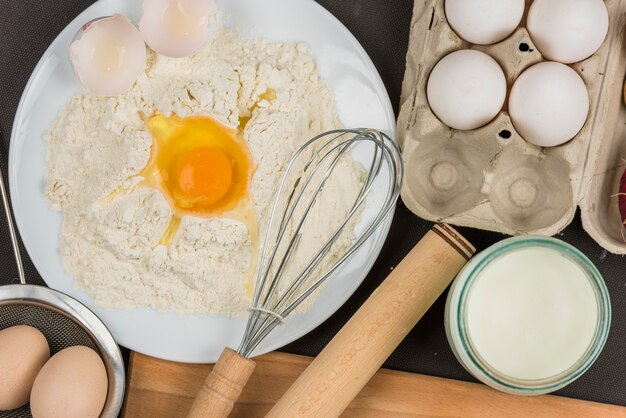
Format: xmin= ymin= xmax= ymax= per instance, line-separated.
xmin=44 ymin=30 xmax=364 ymax=316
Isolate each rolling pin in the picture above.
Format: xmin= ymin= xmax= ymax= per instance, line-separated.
xmin=266 ymin=223 xmax=475 ymax=418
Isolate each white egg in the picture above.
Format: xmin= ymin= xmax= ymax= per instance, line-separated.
xmin=427 ymin=49 xmax=506 ymax=130
xmin=445 ymin=0 xmax=525 ymax=45
xmin=509 ymin=62 xmax=589 ymax=148
xmin=139 ymin=0 xmax=220 ymax=58
xmin=527 ymin=0 xmax=609 ymax=64
xmin=70 ymin=15 xmax=147 ymax=96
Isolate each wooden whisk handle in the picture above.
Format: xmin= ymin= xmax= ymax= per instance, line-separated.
xmin=266 ymin=224 xmax=475 ymax=418
xmin=187 ymin=348 xmax=256 ymax=418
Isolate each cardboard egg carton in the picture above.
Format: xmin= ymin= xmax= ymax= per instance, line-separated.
xmin=397 ymin=0 xmax=626 ymax=253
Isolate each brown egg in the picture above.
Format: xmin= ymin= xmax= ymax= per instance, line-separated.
xmin=0 ymin=325 xmax=50 ymax=410
xmin=30 ymin=346 xmax=108 ymax=418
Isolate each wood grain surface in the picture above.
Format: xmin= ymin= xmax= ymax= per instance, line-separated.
xmin=123 ymin=351 xmax=626 ymax=418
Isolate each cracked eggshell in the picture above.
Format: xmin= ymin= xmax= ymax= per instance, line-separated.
xmin=70 ymin=14 xmax=147 ymax=96
xmin=139 ymin=0 xmax=221 ymax=58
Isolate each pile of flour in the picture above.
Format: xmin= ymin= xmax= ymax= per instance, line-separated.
xmin=45 ymin=30 xmax=364 ymax=315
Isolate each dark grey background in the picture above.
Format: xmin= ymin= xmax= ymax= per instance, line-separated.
xmin=0 ymin=0 xmax=624 ymax=409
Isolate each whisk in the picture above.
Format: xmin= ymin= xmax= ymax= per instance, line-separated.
xmin=187 ymin=128 xmax=403 ymax=418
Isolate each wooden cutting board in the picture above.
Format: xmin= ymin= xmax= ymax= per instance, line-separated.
xmin=123 ymin=351 xmax=626 ymax=418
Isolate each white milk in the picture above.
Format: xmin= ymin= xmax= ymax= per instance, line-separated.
xmin=466 ymin=246 xmax=598 ymax=380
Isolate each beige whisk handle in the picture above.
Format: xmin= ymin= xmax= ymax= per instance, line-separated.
xmin=266 ymin=224 xmax=475 ymax=418
xmin=187 ymin=347 xmax=256 ymax=418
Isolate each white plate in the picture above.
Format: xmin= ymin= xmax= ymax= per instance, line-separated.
xmin=9 ymin=0 xmax=395 ymax=363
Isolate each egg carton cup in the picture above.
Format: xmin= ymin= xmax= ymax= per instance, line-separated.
xmin=397 ymin=0 xmax=626 ymax=254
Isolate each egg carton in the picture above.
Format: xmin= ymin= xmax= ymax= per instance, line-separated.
xmin=397 ymin=0 xmax=626 ymax=254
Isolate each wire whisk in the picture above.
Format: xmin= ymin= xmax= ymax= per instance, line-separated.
xmin=239 ymin=128 xmax=402 ymax=356
xmin=187 ymin=128 xmax=403 ymax=418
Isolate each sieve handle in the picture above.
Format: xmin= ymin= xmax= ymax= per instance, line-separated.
xmin=0 ymin=162 xmax=26 ymax=285
xmin=187 ymin=347 xmax=256 ymax=418
xmin=266 ymin=224 xmax=475 ymax=418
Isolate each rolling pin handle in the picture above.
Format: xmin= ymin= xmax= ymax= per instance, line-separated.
xmin=187 ymin=347 xmax=256 ymax=418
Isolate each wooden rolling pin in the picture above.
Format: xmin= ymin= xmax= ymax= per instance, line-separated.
xmin=266 ymin=224 xmax=475 ymax=417
xmin=125 ymin=351 xmax=626 ymax=418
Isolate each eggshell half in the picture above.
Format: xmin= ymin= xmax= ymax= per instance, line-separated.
xmin=70 ymin=14 xmax=147 ymax=96
xmin=139 ymin=0 xmax=221 ymax=58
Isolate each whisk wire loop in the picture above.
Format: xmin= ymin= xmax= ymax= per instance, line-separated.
xmin=258 ymin=138 xmax=352 ymax=308
xmin=238 ymin=129 xmax=402 ymax=357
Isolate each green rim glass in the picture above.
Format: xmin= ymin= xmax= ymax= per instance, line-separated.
xmin=450 ymin=236 xmax=611 ymax=395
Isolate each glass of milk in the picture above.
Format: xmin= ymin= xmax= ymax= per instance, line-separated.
xmin=445 ymin=236 xmax=611 ymax=395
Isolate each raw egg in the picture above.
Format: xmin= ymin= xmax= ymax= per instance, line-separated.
xmin=527 ymin=0 xmax=609 ymax=64
xmin=509 ymin=62 xmax=589 ymax=148
xmin=138 ymin=114 xmax=255 ymax=245
xmin=445 ymin=0 xmax=525 ymax=45
xmin=427 ymin=49 xmax=506 ymax=130
xmin=139 ymin=0 xmax=220 ymax=58
xmin=30 ymin=346 xmax=107 ymax=418
xmin=108 ymin=108 xmax=267 ymax=295
xmin=0 ymin=325 xmax=50 ymax=410
xmin=70 ymin=14 xmax=147 ymax=96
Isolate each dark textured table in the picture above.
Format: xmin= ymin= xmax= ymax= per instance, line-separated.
xmin=1 ymin=0 xmax=625 ymax=410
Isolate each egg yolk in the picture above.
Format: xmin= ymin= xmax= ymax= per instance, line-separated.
xmin=137 ymin=114 xmax=255 ymax=242
xmin=108 ymin=99 xmax=276 ymax=296
xmin=175 ymin=147 xmax=233 ymax=206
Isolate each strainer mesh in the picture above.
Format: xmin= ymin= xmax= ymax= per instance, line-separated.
xmin=0 ymin=303 xmax=100 ymax=418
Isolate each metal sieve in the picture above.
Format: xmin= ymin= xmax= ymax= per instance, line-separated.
xmin=0 ymin=160 xmax=125 ymax=417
